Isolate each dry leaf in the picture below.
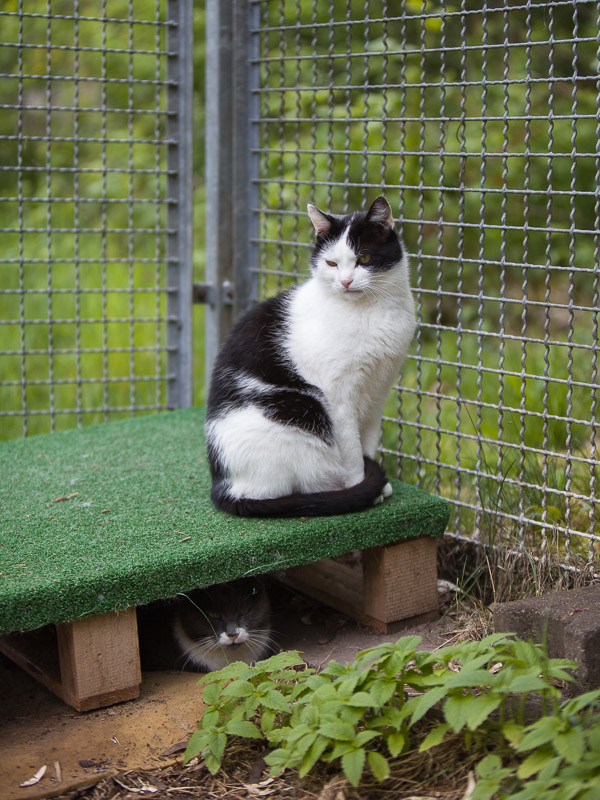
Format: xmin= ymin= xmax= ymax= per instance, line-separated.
xmin=160 ymin=740 xmax=188 ymax=757
xmin=462 ymin=771 xmax=476 ymax=800
xmin=245 ymin=778 xmax=277 ymax=797
xmin=19 ymin=765 xmax=47 ymax=787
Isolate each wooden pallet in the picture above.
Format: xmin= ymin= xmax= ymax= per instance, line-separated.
xmin=282 ymin=536 xmax=439 ymax=633
xmin=0 ymin=537 xmax=438 ymax=711
xmin=0 ymin=608 xmax=141 ymax=712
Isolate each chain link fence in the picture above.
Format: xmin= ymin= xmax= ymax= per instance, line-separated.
xmin=247 ymin=0 xmax=600 ymax=570
xmin=0 ymin=0 xmax=193 ymax=441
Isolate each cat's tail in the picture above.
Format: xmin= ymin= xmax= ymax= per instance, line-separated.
xmin=211 ymin=456 xmax=388 ymax=518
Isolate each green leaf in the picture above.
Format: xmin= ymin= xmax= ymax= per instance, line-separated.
xmin=208 ymin=731 xmax=227 ymax=761
xmin=260 ymin=708 xmax=276 ymax=734
xmin=337 ymin=673 xmax=362 ymax=696
xmin=367 ymin=751 xmax=390 ymax=782
xmin=341 ymin=748 xmax=366 ymax=787
xmin=345 ymin=691 xmax=374 ymax=707
xmin=444 ymin=668 xmax=496 ymax=689
xmin=518 ymin=715 xmax=563 ymax=752
xmin=464 ymin=693 xmax=503 ymax=731
xmin=406 ymin=685 xmax=448 ymax=725
xmin=386 ymin=729 xmax=409 ymax=757
xmin=503 ymin=674 xmax=550 ymax=694
xmin=368 ymin=679 xmax=397 ymax=708
xmin=256 ymin=650 xmax=306 ymax=671
xmin=354 ymin=730 xmax=380 ymax=747
xmin=553 ymin=726 xmax=585 ymax=764
xmin=298 ymin=736 xmax=329 ymax=778
xmin=517 ymin=746 xmax=555 ymax=779
xmin=200 ymin=709 xmax=220 ymax=729
xmin=319 ymin=721 xmax=355 ymax=742
xmin=198 ymin=661 xmax=251 ymax=686
xmin=502 ymin=720 xmax=524 ymax=748
xmin=259 ymin=690 xmax=291 ymax=713
xmin=202 ymin=683 xmax=222 ymax=706
xmin=184 ymin=729 xmax=209 ymax=764
xmin=224 ymin=719 xmax=262 ymax=739
xmin=204 ymin=752 xmax=222 ymax=775
xmin=419 ymin=723 xmax=450 ymax=752
xmin=562 ymin=688 xmax=600 ymax=714
xmin=476 ymin=754 xmax=504 ymax=780
xmin=264 ymin=747 xmax=289 ymax=776
xmin=222 ymin=679 xmax=255 ymax=699
xmin=443 ymin=693 xmax=471 ymax=733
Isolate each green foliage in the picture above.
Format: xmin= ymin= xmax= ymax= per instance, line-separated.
xmin=184 ymin=634 xmax=600 ymax=795
xmin=472 ymin=690 xmax=600 ymax=800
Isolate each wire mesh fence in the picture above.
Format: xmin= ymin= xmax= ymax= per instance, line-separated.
xmin=249 ymin=0 xmax=600 ymax=570
xmin=0 ymin=0 xmax=193 ymax=441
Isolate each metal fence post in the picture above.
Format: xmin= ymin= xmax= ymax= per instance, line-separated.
xmin=166 ymin=0 xmax=194 ymax=409
xmin=204 ymin=0 xmax=259 ymax=382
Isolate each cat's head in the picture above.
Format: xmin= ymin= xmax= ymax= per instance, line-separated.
xmin=307 ymin=196 xmax=404 ymax=299
xmin=175 ymin=578 xmax=272 ymax=668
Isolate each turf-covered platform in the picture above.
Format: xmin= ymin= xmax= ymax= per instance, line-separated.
xmin=1 ymin=407 xmax=449 ymax=710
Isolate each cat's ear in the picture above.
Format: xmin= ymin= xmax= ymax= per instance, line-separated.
xmin=366 ymin=196 xmax=394 ymax=230
xmin=307 ymin=204 xmax=333 ymax=237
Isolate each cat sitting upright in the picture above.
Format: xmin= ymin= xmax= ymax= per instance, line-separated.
xmin=206 ymin=196 xmax=416 ymax=517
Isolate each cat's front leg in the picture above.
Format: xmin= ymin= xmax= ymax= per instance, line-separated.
xmin=360 ymin=414 xmax=393 ymax=501
xmin=331 ymin=411 xmax=367 ymax=487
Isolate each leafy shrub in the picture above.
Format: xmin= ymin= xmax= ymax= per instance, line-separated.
xmin=184 ymin=634 xmax=600 ymax=796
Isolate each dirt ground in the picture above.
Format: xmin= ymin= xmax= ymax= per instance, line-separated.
xmin=1 ymin=588 xmax=455 ymax=800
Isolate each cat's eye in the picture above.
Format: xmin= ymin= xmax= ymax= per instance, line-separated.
xmin=357 ymin=254 xmax=370 ymax=264
xmin=239 ymin=606 xmax=250 ymax=615
xmin=325 ymin=260 xmax=337 ymax=267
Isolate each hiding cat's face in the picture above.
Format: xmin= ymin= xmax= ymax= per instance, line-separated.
xmin=174 ymin=578 xmax=273 ymax=670
xmin=307 ymin=196 xmax=403 ymax=300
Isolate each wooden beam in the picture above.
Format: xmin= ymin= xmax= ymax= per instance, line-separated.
xmin=0 ymin=608 xmax=141 ymax=712
xmin=363 ymin=537 xmax=439 ymax=624
xmin=282 ymin=537 xmax=439 ymax=633
xmin=57 ymin=608 xmax=141 ymax=711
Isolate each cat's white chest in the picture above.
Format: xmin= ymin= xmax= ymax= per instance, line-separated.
xmin=287 ymin=277 xmax=414 ymax=402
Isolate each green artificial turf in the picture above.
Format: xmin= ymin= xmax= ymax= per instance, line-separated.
xmin=0 ymin=407 xmax=449 ymax=634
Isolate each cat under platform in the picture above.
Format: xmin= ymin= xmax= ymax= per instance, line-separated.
xmin=0 ymin=407 xmax=449 ymax=711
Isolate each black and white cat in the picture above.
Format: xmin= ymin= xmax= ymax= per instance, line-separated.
xmin=206 ymin=196 xmax=416 ymax=517
xmin=137 ymin=578 xmax=274 ymax=672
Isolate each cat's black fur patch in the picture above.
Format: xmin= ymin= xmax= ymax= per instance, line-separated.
xmin=206 ymin=290 xmax=334 ymax=469
xmin=310 ymin=207 xmax=402 ymax=274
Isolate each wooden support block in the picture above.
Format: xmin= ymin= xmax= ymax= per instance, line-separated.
xmin=282 ymin=536 xmax=439 ymax=633
xmin=363 ymin=537 xmax=439 ymax=624
xmin=0 ymin=608 xmax=141 ymax=712
xmin=57 ymin=607 xmax=141 ymax=711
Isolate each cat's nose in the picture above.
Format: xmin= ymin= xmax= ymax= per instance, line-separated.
xmin=341 ymin=277 xmax=353 ymax=289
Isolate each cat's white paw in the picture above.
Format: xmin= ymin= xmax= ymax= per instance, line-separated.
xmin=373 ymin=482 xmax=393 ymax=507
